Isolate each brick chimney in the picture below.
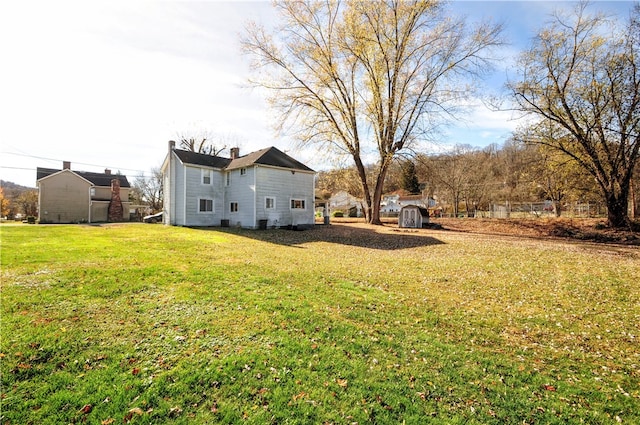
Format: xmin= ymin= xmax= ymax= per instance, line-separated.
xmin=230 ymin=147 xmax=240 ymax=159
xmin=104 ymin=169 xmax=111 ymax=175
xmin=63 ymin=161 xmax=71 ymax=170
xmin=169 ymin=140 xmax=176 ymax=151
xmin=108 ymin=178 xmax=124 ymax=222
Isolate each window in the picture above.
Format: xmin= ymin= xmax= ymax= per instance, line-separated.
xmin=290 ymin=199 xmax=306 ymax=209
xmin=240 ymin=168 xmax=247 ymax=176
xmin=201 ymin=169 xmax=212 ymax=185
xmin=226 ymin=172 xmax=230 ymax=186
xmin=265 ymin=197 xmax=275 ymax=209
xmin=199 ymin=198 xmax=213 ymax=213
xmin=230 ymin=202 xmax=238 ymax=213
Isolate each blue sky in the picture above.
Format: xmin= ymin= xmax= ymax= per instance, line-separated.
xmin=0 ymin=1 xmax=636 ymax=187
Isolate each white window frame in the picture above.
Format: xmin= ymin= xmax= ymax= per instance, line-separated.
xmin=198 ymin=198 xmax=214 ymax=213
xmin=230 ymin=201 xmax=239 ymax=213
xmin=225 ymin=172 xmax=230 ymax=186
xmin=201 ymin=169 xmax=212 ymax=185
xmin=240 ymin=168 xmax=247 ymax=176
xmin=265 ymin=196 xmax=276 ymax=210
xmin=290 ymin=198 xmax=306 ymax=210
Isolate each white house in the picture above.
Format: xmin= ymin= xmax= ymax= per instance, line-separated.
xmin=328 ymin=190 xmax=363 ymax=217
xmin=161 ymin=141 xmax=316 ymax=229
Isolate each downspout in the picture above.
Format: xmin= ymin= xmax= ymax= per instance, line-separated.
xmin=88 ymin=186 xmax=92 ymax=223
xmin=253 ymin=166 xmax=257 ymax=228
xmin=183 ymin=165 xmax=187 ymax=226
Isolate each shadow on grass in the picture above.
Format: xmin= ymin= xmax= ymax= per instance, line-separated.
xmin=197 ymin=223 xmax=445 ymax=250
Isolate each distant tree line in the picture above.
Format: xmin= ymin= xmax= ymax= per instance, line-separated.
xmin=0 ymin=182 xmax=38 ymax=220
xmin=317 ymin=139 xmax=640 ymax=219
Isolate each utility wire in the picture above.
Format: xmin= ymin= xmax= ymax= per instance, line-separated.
xmin=0 ymin=151 xmax=150 ymax=175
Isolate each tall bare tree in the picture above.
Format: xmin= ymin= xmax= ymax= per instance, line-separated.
xmin=132 ymin=167 xmax=163 ymax=213
xmin=243 ymin=0 xmax=503 ymax=224
xmin=510 ymin=2 xmax=640 ymax=227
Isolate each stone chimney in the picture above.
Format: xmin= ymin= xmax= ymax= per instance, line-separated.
xmin=230 ymin=147 xmax=240 ymax=159
xmin=108 ymin=178 xmax=124 ymax=222
xmin=169 ymin=140 xmax=176 ymax=151
xmin=63 ymin=161 xmax=71 ymax=170
xmin=104 ymin=169 xmax=111 ymax=175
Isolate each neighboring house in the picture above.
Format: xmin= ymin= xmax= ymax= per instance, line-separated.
xmin=380 ymin=194 xmax=401 ymax=215
xmin=37 ymin=162 xmax=131 ymax=223
xmin=329 ymin=190 xmax=363 ymax=217
xmin=381 ymin=193 xmax=436 ymax=216
xmin=162 ymin=141 xmax=315 ymax=229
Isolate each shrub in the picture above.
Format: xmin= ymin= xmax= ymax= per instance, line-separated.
xmin=332 ymin=210 xmax=344 ymax=217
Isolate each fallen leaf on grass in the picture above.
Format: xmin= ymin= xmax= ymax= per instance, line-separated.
xmin=292 ymin=392 xmax=307 ymax=402
xmin=337 ymin=378 xmax=348 ymax=388
xmin=80 ymin=404 xmax=92 ymax=414
xmin=101 ymin=419 xmax=114 ymax=425
xmin=543 ymin=385 xmax=556 ymax=391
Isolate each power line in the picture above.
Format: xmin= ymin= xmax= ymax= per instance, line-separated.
xmin=0 ymin=151 xmax=150 ymax=175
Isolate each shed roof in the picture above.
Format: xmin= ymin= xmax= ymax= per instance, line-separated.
xmin=400 ymin=204 xmax=429 ymax=217
xmin=36 ymin=168 xmax=131 ymax=188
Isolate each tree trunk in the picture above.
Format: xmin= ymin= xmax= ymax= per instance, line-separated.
xmin=553 ymin=200 xmax=561 ymax=218
xmin=353 ymin=155 xmax=373 ymax=224
xmin=369 ymin=160 xmax=392 ymax=225
xmin=606 ymin=192 xmax=629 ymax=228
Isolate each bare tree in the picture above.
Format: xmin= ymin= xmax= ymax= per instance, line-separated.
xmin=133 ymin=167 xmax=163 ymax=213
xmin=243 ymin=0 xmax=503 ymax=224
xmin=509 ymin=2 xmax=640 ymax=227
xmin=176 ymin=129 xmax=230 ymax=156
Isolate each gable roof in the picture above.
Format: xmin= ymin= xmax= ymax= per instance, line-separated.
xmin=174 ymin=146 xmax=314 ymax=172
xmin=173 ymin=149 xmax=231 ymax=169
xmin=37 ymin=168 xmax=131 ymax=188
xmin=226 ymin=147 xmax=314 ymax=172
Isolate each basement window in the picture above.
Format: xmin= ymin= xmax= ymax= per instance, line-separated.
xmin=290 ymin=199 xmax=306 ymax=209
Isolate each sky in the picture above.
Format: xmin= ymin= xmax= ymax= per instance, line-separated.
xmin=0 ymin=0 xmax=636 ymax=188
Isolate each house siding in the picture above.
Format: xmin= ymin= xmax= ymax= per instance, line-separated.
xmin=172 ymin=156 xmax=186 ymax=225
xmin=38 ymin=172 xmax=91 ymax=223
xmin=255 ymin=166 xmax=315 ymax=228
xmin=225 ymin=167 xmax=257 ymax=227
xmin=183 ymin=165 xmax=225 ymax=226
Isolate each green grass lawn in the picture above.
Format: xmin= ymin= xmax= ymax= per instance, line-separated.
xmin=1 ymin=223 xmax=639 ymax=424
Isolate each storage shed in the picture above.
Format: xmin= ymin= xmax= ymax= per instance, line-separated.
xmin=398 ymin=205 xmax=430 ymax=228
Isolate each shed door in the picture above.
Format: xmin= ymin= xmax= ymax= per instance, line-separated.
xmin=403 ymin=208 xmax=416 ymax=228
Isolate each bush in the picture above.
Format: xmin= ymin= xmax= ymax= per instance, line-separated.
xmin=26 ymin=216 xmax=36 ymax=224
xmin=332 ymin=210 xmax=344 ymax=218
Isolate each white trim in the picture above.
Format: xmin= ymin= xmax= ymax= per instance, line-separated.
xmin=229 ymin=201 xmax=239 ymax=213
xmin=201 ymin=169 xmax=212 ymax=185
xmin=290 ymin=198 xmax=307 ymax=210
xmin=197 ymin=197 xmax=214 ymax=213
xmin=36 ymin=169 xmax=94 ymax=185
xmin=265 ymin=196 xmax=276 ymax=210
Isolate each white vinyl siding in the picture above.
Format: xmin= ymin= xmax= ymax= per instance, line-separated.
xmin=254 ymin=166 xmax=315 ymax=228
xmin=224 ymin=167 xmax=256 ymax=227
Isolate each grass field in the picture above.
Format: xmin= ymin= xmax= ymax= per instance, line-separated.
xmin=1 ymin=222 xmax=639 ymax=424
